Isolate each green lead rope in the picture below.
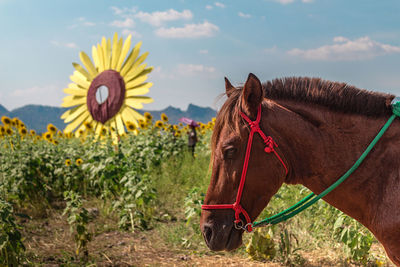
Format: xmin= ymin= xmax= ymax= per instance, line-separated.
xmin=253 ymin=100 xmax=400 ymax=228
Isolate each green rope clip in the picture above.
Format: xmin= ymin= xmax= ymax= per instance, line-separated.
xmin=253 ymin=96 xmax=400 ymax=228
xmin=391 ymin=97 xmax=400 ymax=117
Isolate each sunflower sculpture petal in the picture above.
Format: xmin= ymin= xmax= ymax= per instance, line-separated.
xmin=61 ymin=33 xmax=154 ymax=141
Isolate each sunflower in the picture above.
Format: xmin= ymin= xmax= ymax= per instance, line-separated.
xmin=1 ymin=116 xmax=11 ymax=126
xmin=36 ymin=135 xmax=42 ymax=141
xmin=47 ymin=123 xmax=57 ymax=134
xmin=173 ymin=125 xmax=179 ymax=131
xmin=84 ymin=121 xmax=93 ymax=131
xmin=61 ymin=32 xmax=153 ymax=143
xmin=65 ymin=159 xmax=72 ymax=166
xmin=138 ymin=119 xmax=147 ymax=129
xmin=76 ymin=158 xmax=83 ymax=166
xmin=0 ymin=126 xmax=5 ymax=134
xmin=144 ymin=112 xmax=152 ymax=122
xmin=43 ymin=132 xmax=52 ymax=141
xmin=19 ymin=127 xmax=27 ymax=136
xmin=175 ymin=130 xmax=182 ymax=137
xmin=53 ymin=139 xmax=59 ymax=145
xmin=161 ymin=113 xmax=168 ymax=122
xmin=100 ymin=127 xmax=108 ymax=136
xmin=126 ymin=121 xmax=137 ymax=132
xmin=155 ymin=120 xmax=164 ymax=128
xmin=10 ymin=118 xmax=17 ymax=127
xmin=5 ymin=128 xmax=13 ymax=135
xmin=30 ymin=129 xmax=36 ymax=136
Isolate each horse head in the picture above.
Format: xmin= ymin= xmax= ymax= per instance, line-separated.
xmin=200 ymin=73 xmax=288 ymax=251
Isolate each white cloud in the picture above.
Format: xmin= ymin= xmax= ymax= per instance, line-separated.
xmin=199 ymin=49 xmax=209 ymax=54
xmin=82 ymin=21 xmax=95 ymax=27
xmin=287 ymin=36 xmax=400 ymax=61
xmin=272 ymin=0 xmax=314 ymax=4
xmin=215 ymin=2 xmax=225 ymax=8
xmin=155 ymin=21 xmax=219 ymax=39
xmin=111 ymin=6 xmax=137 ymax=16
xmin=134 ymin=9 xmax=193 ymax=27
xmin=110 ymin=18 xmax=135 ymax=28
xmin=274 ymin=0 xmax=295 ymax=4
xmin=238 ymin=12 xmax=251 ymax=18
xmin=68 ymin=17 xmax=95 ymax=29
xmin=122 ymin=29 xmax=142 ymax=38
xmin=263 ymin=46 xmax=278 ymax=54
xmin=51 ymin=41 xmax=78 ymax=49
xmin=206 ymin=5 xmax=213 ymax=10
xmin=7 ymin=84 xmax=64 ymax=110
xmin=177 ymin=64 xmax=216 ymax=75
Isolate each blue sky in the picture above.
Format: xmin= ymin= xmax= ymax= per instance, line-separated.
xmin=1 ymin=0 xmax=400 ymax=111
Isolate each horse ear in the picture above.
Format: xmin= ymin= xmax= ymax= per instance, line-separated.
xmin=225 ymin=77 xmax=236 ymax=97
xmin=242 ymin=73 xmax=264 ymax=116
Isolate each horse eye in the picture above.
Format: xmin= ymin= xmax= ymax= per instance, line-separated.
xmin=224 ymin=147 xmax=237 ymax=159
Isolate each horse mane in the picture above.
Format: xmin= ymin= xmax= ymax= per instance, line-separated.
xmin=212 ymin=77 xmax=395 ymax=152
xmin=263 ymin=77 xmax=394 ymax=117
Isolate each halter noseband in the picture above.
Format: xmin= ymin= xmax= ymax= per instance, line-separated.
xmin=201 ymin=105 xmax=288 ymax=232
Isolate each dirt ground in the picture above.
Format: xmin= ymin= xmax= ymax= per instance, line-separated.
xmin=20 ymin=210 xmax=395 ymax=267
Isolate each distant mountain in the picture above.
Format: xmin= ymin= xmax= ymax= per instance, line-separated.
xmin=0 ymin=104 xmax=8 ymax=116
xmin=0 ymin=104 xmax=216 ymax=133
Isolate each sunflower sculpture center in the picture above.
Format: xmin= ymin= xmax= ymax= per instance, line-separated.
xmin=87 ymin=70 xmax=125 ymax=124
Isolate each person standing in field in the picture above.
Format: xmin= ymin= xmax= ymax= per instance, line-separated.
xmin=188 ymin=125 xmax=198 ymax=156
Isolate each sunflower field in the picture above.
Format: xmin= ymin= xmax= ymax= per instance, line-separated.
xmin=0 ymin=113 xmax=214 ymax=265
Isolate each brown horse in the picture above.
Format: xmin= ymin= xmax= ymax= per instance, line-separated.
xmin=200 ymin=73 xmax=400 ymax=265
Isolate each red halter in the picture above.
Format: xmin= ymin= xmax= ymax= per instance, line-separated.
xmin=201 ymin=105 xmax=288 ymax=232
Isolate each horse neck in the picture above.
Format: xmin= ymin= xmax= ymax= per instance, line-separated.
xmin=264 ymin=98 xmax=400 ymax=227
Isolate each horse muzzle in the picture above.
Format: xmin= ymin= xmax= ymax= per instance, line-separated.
xmin=200 ymin=216 xmax=243 ymax=251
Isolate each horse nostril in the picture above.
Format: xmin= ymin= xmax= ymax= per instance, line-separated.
xmin=203 ymin=225 xmax=213 ymax=244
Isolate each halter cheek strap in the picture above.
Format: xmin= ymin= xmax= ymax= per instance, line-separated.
xmin=201 ymin=105 xmax=288 ymax=232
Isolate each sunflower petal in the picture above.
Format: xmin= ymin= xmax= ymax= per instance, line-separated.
xmin=129 ymin=108 xmax=146 ymax=120
xmin=92 ymin=46 xmax=100 ymax=73
xmin=68 ymin=83 xmax=86 ymax=90
xmin=64 ymin=110 xmax=90 ymax=133
xmin=126 ymin=86 xmax=150 ymax=97
xmin=115 ymin=113 xmax=125 ymax=135
xmin=116 ymin=35 xmax=132 ymax=72
xmin=102 ymin=37 xmax=111 ymax=70
xmin=121 ymin=107 xmax=139 ymax=126
xmin=124 ymin=63 xmax=147 ymax=83
xmin=111 ymin=33 xmax=123 ymax=70
xmin=61 ymin=95 xmax=87 ymax=107
xmin=129 ymin=96 xmax=154 ymax=104
xmin=70 ymin=70 xmax=90 ymax=88
xmin=72 ymin=62 xmax=92 ymax=81
xmin=63 ymin=87 xmax=87 ymax=96
xmin=79 ymin=51 xmax=98 ymax=78
xmin=120 ymin=41 xmax=142 ymax=76
xmin=61 ymin=108 xmax=73 ymax=120
xmin=97 ymin=44 xmax=105 ymax=72
xmin=110 ymin=119 xmax=118 ymax=143
xmin=95 ymin=122 xmax=103 ymax=138
xmin=125 ymin=75 xmax=148 ymax=89
xmin=125 ymin=98 xmax=143 ymax=109
xmin=64 ymin=104 xmax=87 ymax=123
xmin=123 ymin=51 xmax=149 ymax=78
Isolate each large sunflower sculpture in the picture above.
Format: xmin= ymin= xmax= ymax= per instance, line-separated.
xmin=61 ymin=32 xmax=153 ymax=142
